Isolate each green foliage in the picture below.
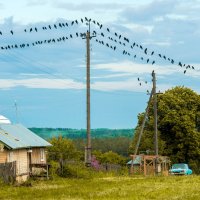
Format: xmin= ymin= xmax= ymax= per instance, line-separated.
xmin=62 ymin=162 xmax=93 ymax=179
xmin=47 ymin=136 xmax=79 ymax=173
xmin=74 ymin=137 xmax=132 ymax=157
xmin=93 ymin=150 xmax=127 ymax=165
xmin=131 ymin=86 xmax=200 ymax=173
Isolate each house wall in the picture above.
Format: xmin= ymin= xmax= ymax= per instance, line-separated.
xmin=32 ymin=148 xmax=47 ymax=164
xmin=0 ymin=151 xmax=7 ymax=163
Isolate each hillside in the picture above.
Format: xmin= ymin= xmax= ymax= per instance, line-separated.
xmin=29 ymin=128 xmax=134 ymax=140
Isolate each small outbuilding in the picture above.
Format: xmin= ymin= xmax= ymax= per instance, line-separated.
xmin=0 ymin=115 xmax=51 ymax=182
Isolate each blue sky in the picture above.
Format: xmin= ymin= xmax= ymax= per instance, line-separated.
xmin=0 ymin=0 xmax=199 ymax=128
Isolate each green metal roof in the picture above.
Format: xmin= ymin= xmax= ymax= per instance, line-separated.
xmin=127 ymin=156 xmax=141 ymax=165
xmin=0 ymin=124 xmax=51 ymax=149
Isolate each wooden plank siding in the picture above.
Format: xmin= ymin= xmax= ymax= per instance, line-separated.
xmin=32 ymin=148 xmax=46 ymax=164
xmin=0 ymin=151 xmax=7 ymax=163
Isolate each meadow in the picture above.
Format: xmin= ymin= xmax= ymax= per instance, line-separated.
xmin=0 ymin=175 xmax=200 ymax=200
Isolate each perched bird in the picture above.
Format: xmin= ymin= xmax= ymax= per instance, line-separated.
xmin=65 ymin=22 xmax=68 ymax=26
xmin=152 ymin=61 xmax=155 ymax=65
xmin=113 ymin=46 xmax=116 ymax=50
xmin=151 ymin=51 xmax=154 ymax=55
xmin=184 ymin=70 xmax=186 ymax=74
xmin=70 ymin=34 xmax=73 ymax=38
xmin=75 ymin=20 xmax=78 ymax=24
xmin=54 ymin=24 xmax=57 ymax=29
xmin=178 ymin=62 xmax=182 ymax=67
xmin=107 ymin=28 xmax=110 ymax=32
xmin=144 ymin=48 xmax=147 ymax=54
xmin=119 ymin=35 xmax=121 ymax=39
xmin=101 ymin=33 xmax=104 ymax=37
xmin=35 ymin=27 xmax=37 ymax=32
xmin=0 ymin=31 xmax=2 ymax=35
xmin=115 ymin=32 xmax=117 ymax=36
xmin=76 ymin=32 xmax=78 ymax=37
xmin=81 ymin=18 xmax=83 ymax=23
xmin=10 ymin=30 xmax=14 ymax=35
xmin=158 ymin=54 xmax=162 ymax=57
xmin=71 ymin=21 xmax=74 ymax=26
xmin=30 ymin=28 xmax=33 ymax=32
xmin=48 ymin=25 xmax=51 ymax=29
xmin=147 ymin=59 xmax=149 ymax=63
xmin=138 ymin=78 xmax=140 ymax=81
xmin=99 ymin=24 xmax=103 ymax=29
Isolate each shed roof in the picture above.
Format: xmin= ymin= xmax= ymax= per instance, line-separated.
xmin=127 ymin=156 xmax=141 ymax=165
xmin=0 ymin=124 xmax=51 ymax=149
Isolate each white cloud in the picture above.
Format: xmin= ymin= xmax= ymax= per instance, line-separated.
xmin=0 ymin=78 xmax=85 ymax=90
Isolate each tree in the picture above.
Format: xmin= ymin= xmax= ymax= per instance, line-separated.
xmin=47 ymin=136 xmax=78 ymax=172
xmin=130 ymin=86 xmax=200 ymax=173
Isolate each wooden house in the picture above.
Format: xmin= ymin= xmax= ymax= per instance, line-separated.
xmin=0 ymin=115 xmax=51 ymax=182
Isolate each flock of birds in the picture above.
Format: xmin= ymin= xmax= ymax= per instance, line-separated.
xmin=0 ymin=17 xmax=196 ymax=89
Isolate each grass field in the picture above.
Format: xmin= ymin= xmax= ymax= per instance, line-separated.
xmin=0 ymin=175 xmax=200 ymax=200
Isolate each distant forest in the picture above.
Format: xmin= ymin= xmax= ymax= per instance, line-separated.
xmin=29 ymin=128 xmax=134 ymax=140
xmin=30 ymin=128 xmax=135 ymax=157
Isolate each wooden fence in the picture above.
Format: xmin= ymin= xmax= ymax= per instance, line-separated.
xmin=0 ymin=161 xmax=16 ymax=183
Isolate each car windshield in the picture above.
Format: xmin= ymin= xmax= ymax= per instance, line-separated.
xmin=172 ymin=164 xmax=186 ymax=169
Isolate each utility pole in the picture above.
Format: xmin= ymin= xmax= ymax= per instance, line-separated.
xmin=152 ymin=70 xmax=158 ymax=174
xmin=82 ymin=20 xmax=96 ymax=166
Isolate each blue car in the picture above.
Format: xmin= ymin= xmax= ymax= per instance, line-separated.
xmin=169 ymin=163 xmax=192 ymax=175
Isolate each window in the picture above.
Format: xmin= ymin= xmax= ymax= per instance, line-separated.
xmin=40 ymin=148 xmax=45 ymax=162
xmin=8 ymin=151 xmax=13 ymax=162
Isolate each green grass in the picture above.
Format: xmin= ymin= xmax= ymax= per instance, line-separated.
xmin=0 ymin=175 xmax=200 ymax=200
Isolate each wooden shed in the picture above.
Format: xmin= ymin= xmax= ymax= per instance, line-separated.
xmin=0 ymin=117 xmax=51 ymax=182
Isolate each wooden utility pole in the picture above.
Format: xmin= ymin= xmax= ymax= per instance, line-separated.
xmin=152 ymin=71 xmax=158 ymax=156
xmin=85 ymin=29 xmax=91 ymax=166
xmin=152 ymin=71 xmax=158 ymax=174
xmin=82 ymin=20 xmax=95 ymax=166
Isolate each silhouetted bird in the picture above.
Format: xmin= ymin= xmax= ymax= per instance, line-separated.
xmin=139 ymin=83 xmax=142 ymax=86
xmin=113 ymin=46 xmax=116 ymax=50
xmin=119 ymin=35 xmax=121 ymax=39
xmin=115 ymin=33 xmax=117 ymax=36
xmin=85 ymin=17 xmax=88 ymax=21
xmin=144 ymin=48 xmax=147 ymax=54
xmin=101 ymin=33 xmax=104 ymax=37
xmin=151 ymin=51 xmax=154 ymax=55
xmin=107 ymin=28 xmax=110 ymax=32
xmin=171 ymin=59 xmax=174 ymax=64
xmin=30 ymin=28 xmax=33 ymax=32
xmin=54 ymin=24 xmax=57 ymax=29
xmin=140 ymin=45 xmax=143 ymax=49
xmin=75 ymin=20 xmax=78 ymax=24
xmin=163 ymin=55 xmax=166 ymax=60
xmin=0 ymin=31 xmax=2 ymax=35
xmin=65 ymin=22 xmax=68 ymax=26
xmin=92 ymin=20 xmax=96 ymax=24
xmin=147 ymin=59 xmax=149 ymax=63
xmin=184 ymin=70 xmax=186 ymax=74
xmin=48 ymin=25 xmax=51 ymax=29
xmin=134 ymin=55 xmax=136 ymax=58
xmin=99 ymin=24 xmax=103 ymax=29
xmin=35 ymin=27 xmax=37 ymax=32
xmin=81 ymin=18 xmax=83 ymax=23
xmin=71 ymin=21 xmax=74 ymax=26
xmin=10 ymin=30 xmax=13 ymax=35
xmin=178 ymin=62 xmax=182 ymax=67
xmin=70 ymin=34 xmax=73 ymax=38
xmin=158 ymin=54 xmax=161 ymax=58
xmin=152 ymin=61 xmax=155 ymax=65
xmin=76 ymin=32 xmax=78 ymax=37
xmin=138 ymin=78 xmax=140 ymax=81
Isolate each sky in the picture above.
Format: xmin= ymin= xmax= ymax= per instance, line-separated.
xmin=0 ymin=0 xmax=199 ymax=128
